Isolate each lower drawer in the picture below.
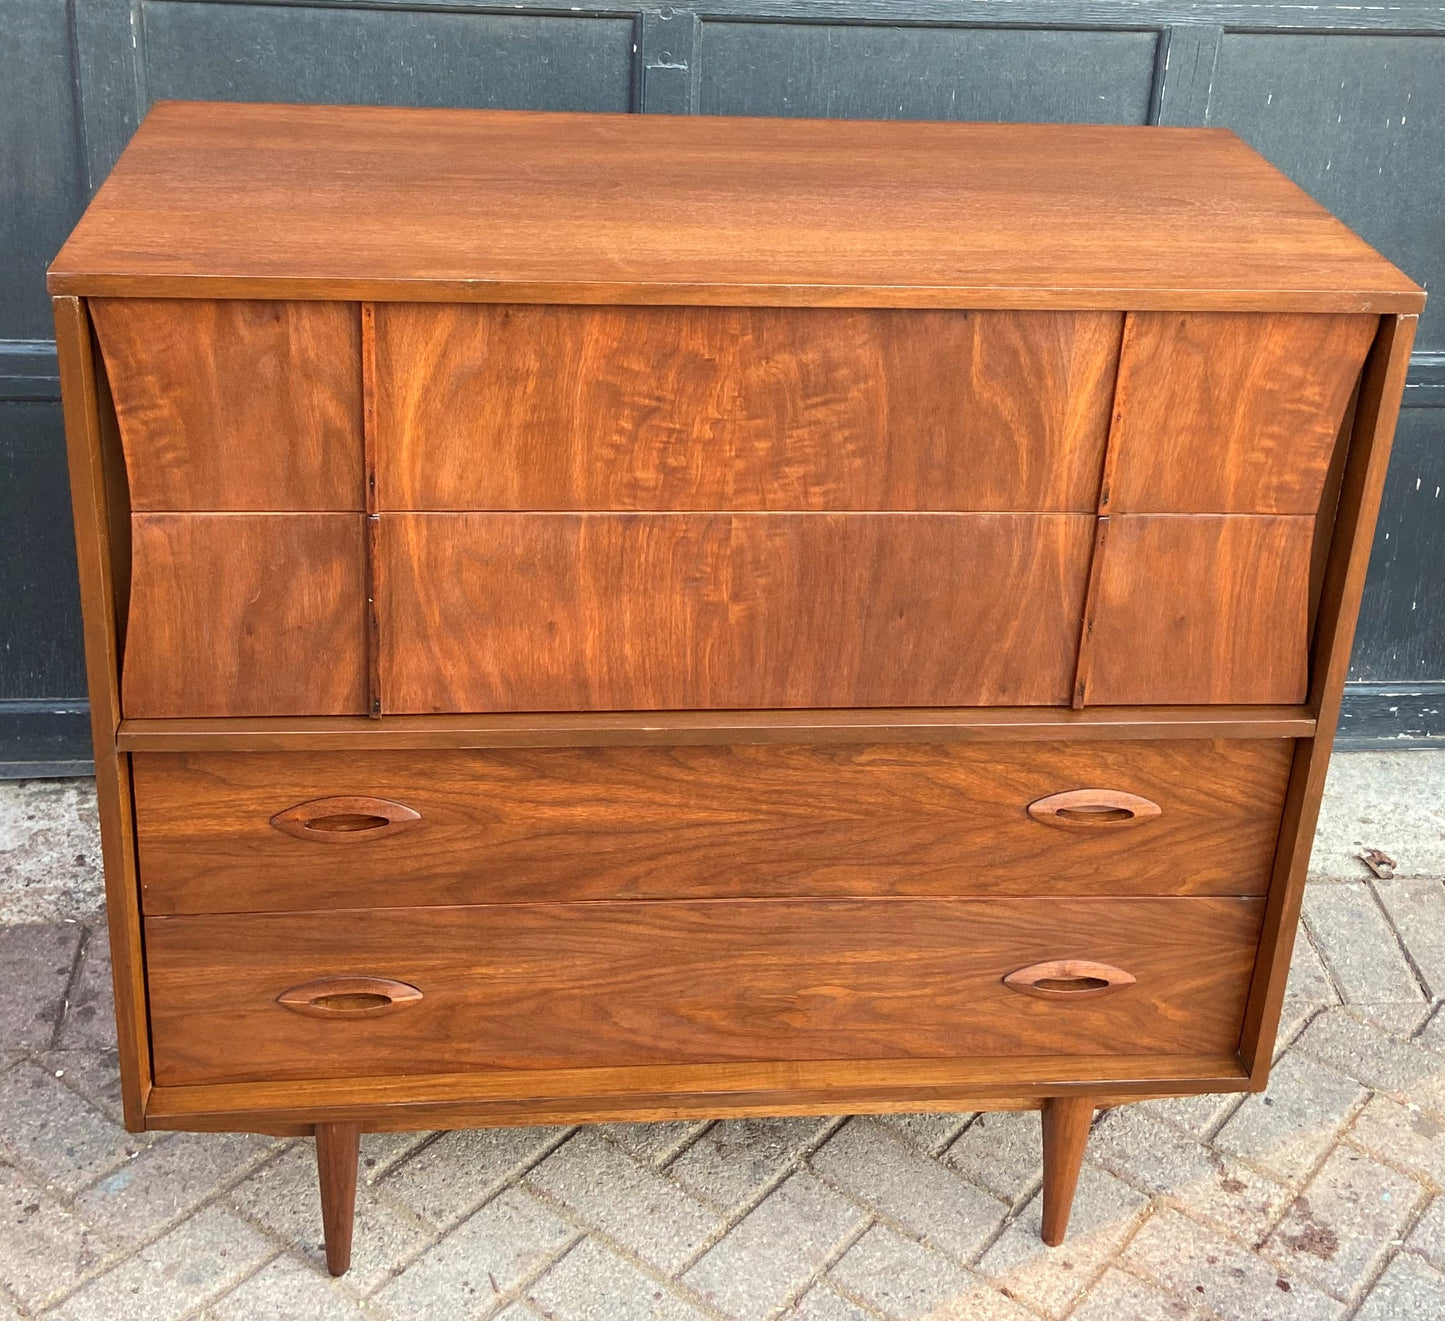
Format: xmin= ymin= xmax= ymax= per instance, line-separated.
xmin=132 ymin=739 xmax=1293 ymax=913
xmin=146 ymin=896 xmax=1264 ymax=1085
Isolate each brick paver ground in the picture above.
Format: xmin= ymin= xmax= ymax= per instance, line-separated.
xmin=0 ymin=751 xmax=1442 ymax=1320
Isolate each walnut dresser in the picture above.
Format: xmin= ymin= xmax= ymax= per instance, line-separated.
xmin=49 ymin=101 xmax=1423 ymax=1275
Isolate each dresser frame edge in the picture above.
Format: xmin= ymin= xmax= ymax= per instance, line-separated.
xmin=53 ymin=294 xmax=152 ymax=1130
xmin=1239 ymin=312 xmax=1420 ymax=1084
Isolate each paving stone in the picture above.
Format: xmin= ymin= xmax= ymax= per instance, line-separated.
xmin=1286 ymin=932 xmax=1340 ymax=1006
xmin=0 ymin=1163 xmax=111 ymax=1313
xmin=76 ymin=1131 xmax=272 ymax=1246
xmin=1405 ymin=1195 xmax=1445 ymax=1270
xmin=1295 ymin=1009 xmax=1445 ymax=1101
xmin=209 ymin=1253 xmax=371 ymax=1321
xmin=1348 ymin=1094 xmax=1445 ymax=1185
xmin=601 ymin=1121 xmax=711 ymax=1168
xmin=45 ymin=1204 xmax=273 ymax=1321
xmin=0 ymin=780 xmax=104 ymax=924
xmin=668 ymin=1117 xmax=832 ymax=1213
xmin=1302 ymin=884 xmax=1423 ymax=1006
xmin=373 ymin=1187 xmax=575 ymax=1321
xmin=684 ymin=1172 xmax=866 ymax=1320
xmin=1352 ymin=1252 xmax=1445 ymax=1321
xmin=811 ymin=1118 xmax=1007 ymax=1260
xmin=380 ymin=1126 xmax=568 ymax=1230
xmin=1213 ymin=1052 xmax=1368 ymax=1184
xmin=1066 ymin=1267 xmax=1211 ymax=1321
xmin=1274 ymin=998 xmax=1324 ymax=1058
xmin=1344 ymin=1002 xmax=1435 ymax=1036
xmin=37 ymin=1049 xmax=127 ymax=1127
xmin=1091 ymin=1104 xmax=1291 ymax=1243
xmin=1309 ymin=752 xmax=1445 ymax=882
xmin=827 ymin=1223 xmax=975 ymax=1319
xmin=1138 ymin=1091 xmax=1243 ymax=1141
xmin=975 ymin=1164 xmax=1148 ymax=1317
xmin=528 ymin=1238 xmax=711 ymax=1321
xmin=1264 ymin=1145 xmax=1426 ymax=1302
xmin=787 ymin=1283 xmax=873 ymax=1321
xmin=58 ymin=928 xmax=117 ymax=1051
xmin=1123 ymin=1208 xmax=1342 ymax=1321
xmin=526 ymin=1129 xmax=721 ymax=1275
xmin=943 ymin=1110 xmax=1041 ymax=1206
xmin=228 ymin=1142 xmax=430 ymax=1294
xmin=0 ymin=1059 xmax=147 ymax=1194
xmin=1416 ymin=1005 xmax=1445 ymax=1056
xmin=0 ymin=923 xmax=82 ymax=1049
xmin=358 ymin=1131 xmax=434 ymax=1184
xmin=873 ymin=1112 xmax=970 ymax=1156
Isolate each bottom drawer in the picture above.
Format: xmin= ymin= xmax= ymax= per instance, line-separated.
xmin=147 ymin=897 xmax=1264 ymax=1086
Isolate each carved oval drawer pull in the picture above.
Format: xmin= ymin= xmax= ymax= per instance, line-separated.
xmin=270 ymin=796 xmax=420 ymax=842
xmin=277 ymin=976 xmax=423 ymax=1018
xmin=1027 ymin=789 xmax=1162 ymax=829
xmin=1003 ymin=960 xmax=1136 ymax=999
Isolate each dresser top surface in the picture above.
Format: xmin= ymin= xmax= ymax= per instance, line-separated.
xmin=49 ymin=100 xmax=1423 ymax=312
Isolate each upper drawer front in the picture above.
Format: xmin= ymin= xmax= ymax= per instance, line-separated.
xmin=374 ymin=305 xmax=1122 ymax=512
xmin=377 ymin=512 xmax=1093 ymax=712
xmin=1106 ymin=312 xmax=1376 ymax=515
xmin=146 ymin=894 xmax=1264 ymax=1084
xmin=132 ymin=738 xmax=1294 ymax=914
xmin=90 ymin=299 xmax=364 ymax=511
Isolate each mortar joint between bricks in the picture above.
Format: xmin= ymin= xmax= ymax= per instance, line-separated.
xmin=48 ymin=922 xmax=90 ymax=1052
xmin=1366 ymin=877 xmax=1437 ymax=1003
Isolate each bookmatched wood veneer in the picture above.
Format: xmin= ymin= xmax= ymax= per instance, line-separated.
xmin=378 ymin=511 xmax=1094 ymax=712
xmin=374 ymin=304 xmax=1121 ymax=512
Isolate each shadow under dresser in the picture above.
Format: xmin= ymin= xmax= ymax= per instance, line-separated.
xmin=47 ymin=101 xmax=1423 ymax=1274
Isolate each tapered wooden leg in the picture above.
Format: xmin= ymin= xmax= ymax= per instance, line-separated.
xmin=316 ymin=1121 xmax=362 ymax=1276
xmin=1040 ymin=1096 xmax=1094 ymax=1246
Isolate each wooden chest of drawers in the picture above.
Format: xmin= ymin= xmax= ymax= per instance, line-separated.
xmin=50 ymin=102 xmax=1422 ymax=1275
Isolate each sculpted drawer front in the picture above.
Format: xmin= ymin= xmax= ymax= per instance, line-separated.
xmin=90 ymin=299 xmax=364 ymax=512
xmin=373 ymin=305 xmax=1123 ymax=512
xmin=1080 ymin=515 xmax=1314 ymax=707
xmin=1105 ymin=312 xmax=1376 ymax=515
xmin=132 ymin=739 xmax=1293 ymax=914
xmin=377 ymin=512 xmax=1094 ymax=711
xmin=123 ymin=514 xmax=369 ymax=718
xmin=145 ymin=895 xmax=1265 ymax=1085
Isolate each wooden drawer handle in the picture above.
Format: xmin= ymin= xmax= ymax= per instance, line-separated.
xmin=277 ymin=976 xmax=423 ymax=1018
xmin=270 ymin=796 xmax=420 ymax=842
xmin=1027 ymin=789 xmax=1161 ymax=829
xmin=1004 ymin=960 xmax=1136 ymax=999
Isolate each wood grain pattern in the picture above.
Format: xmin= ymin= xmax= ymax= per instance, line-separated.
xmin=1105 ymin=312 xmax=1378 ymax=514
xmin=89 ymin=299 xmax=363 ymax=511
xmin=53 ymin=296 xmax=151 ymax=1130
xmin=378 ymin=512 xmax=1093 ymax=712
xmin=375 ymin=304 xmax=1120 ymax=512
xmin=144 ymin=896 xmax=1265 ymax=1085
xmin=48 ymin=104 xmax=1422 ymax=312
xmin=1241 ymin=314 xmax=1419 ymax=1079
xmin=114 ymin=706 xmax=1320 ymax=754
xmin=144 ymin=1054 xmax=1251 ymax=1135
xmin=132 ymin=739 xmax=1294 ymax=914
xmin=1041 ymin=1096 xmax=1095 ymax=1246
xmin=123 ymin=514 xmax=368 ymax=718
xmin=1083 ymin=515 xmax=1314 ymax=706
xmin=315 ymin=1122 xmax=360 ymax=1277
